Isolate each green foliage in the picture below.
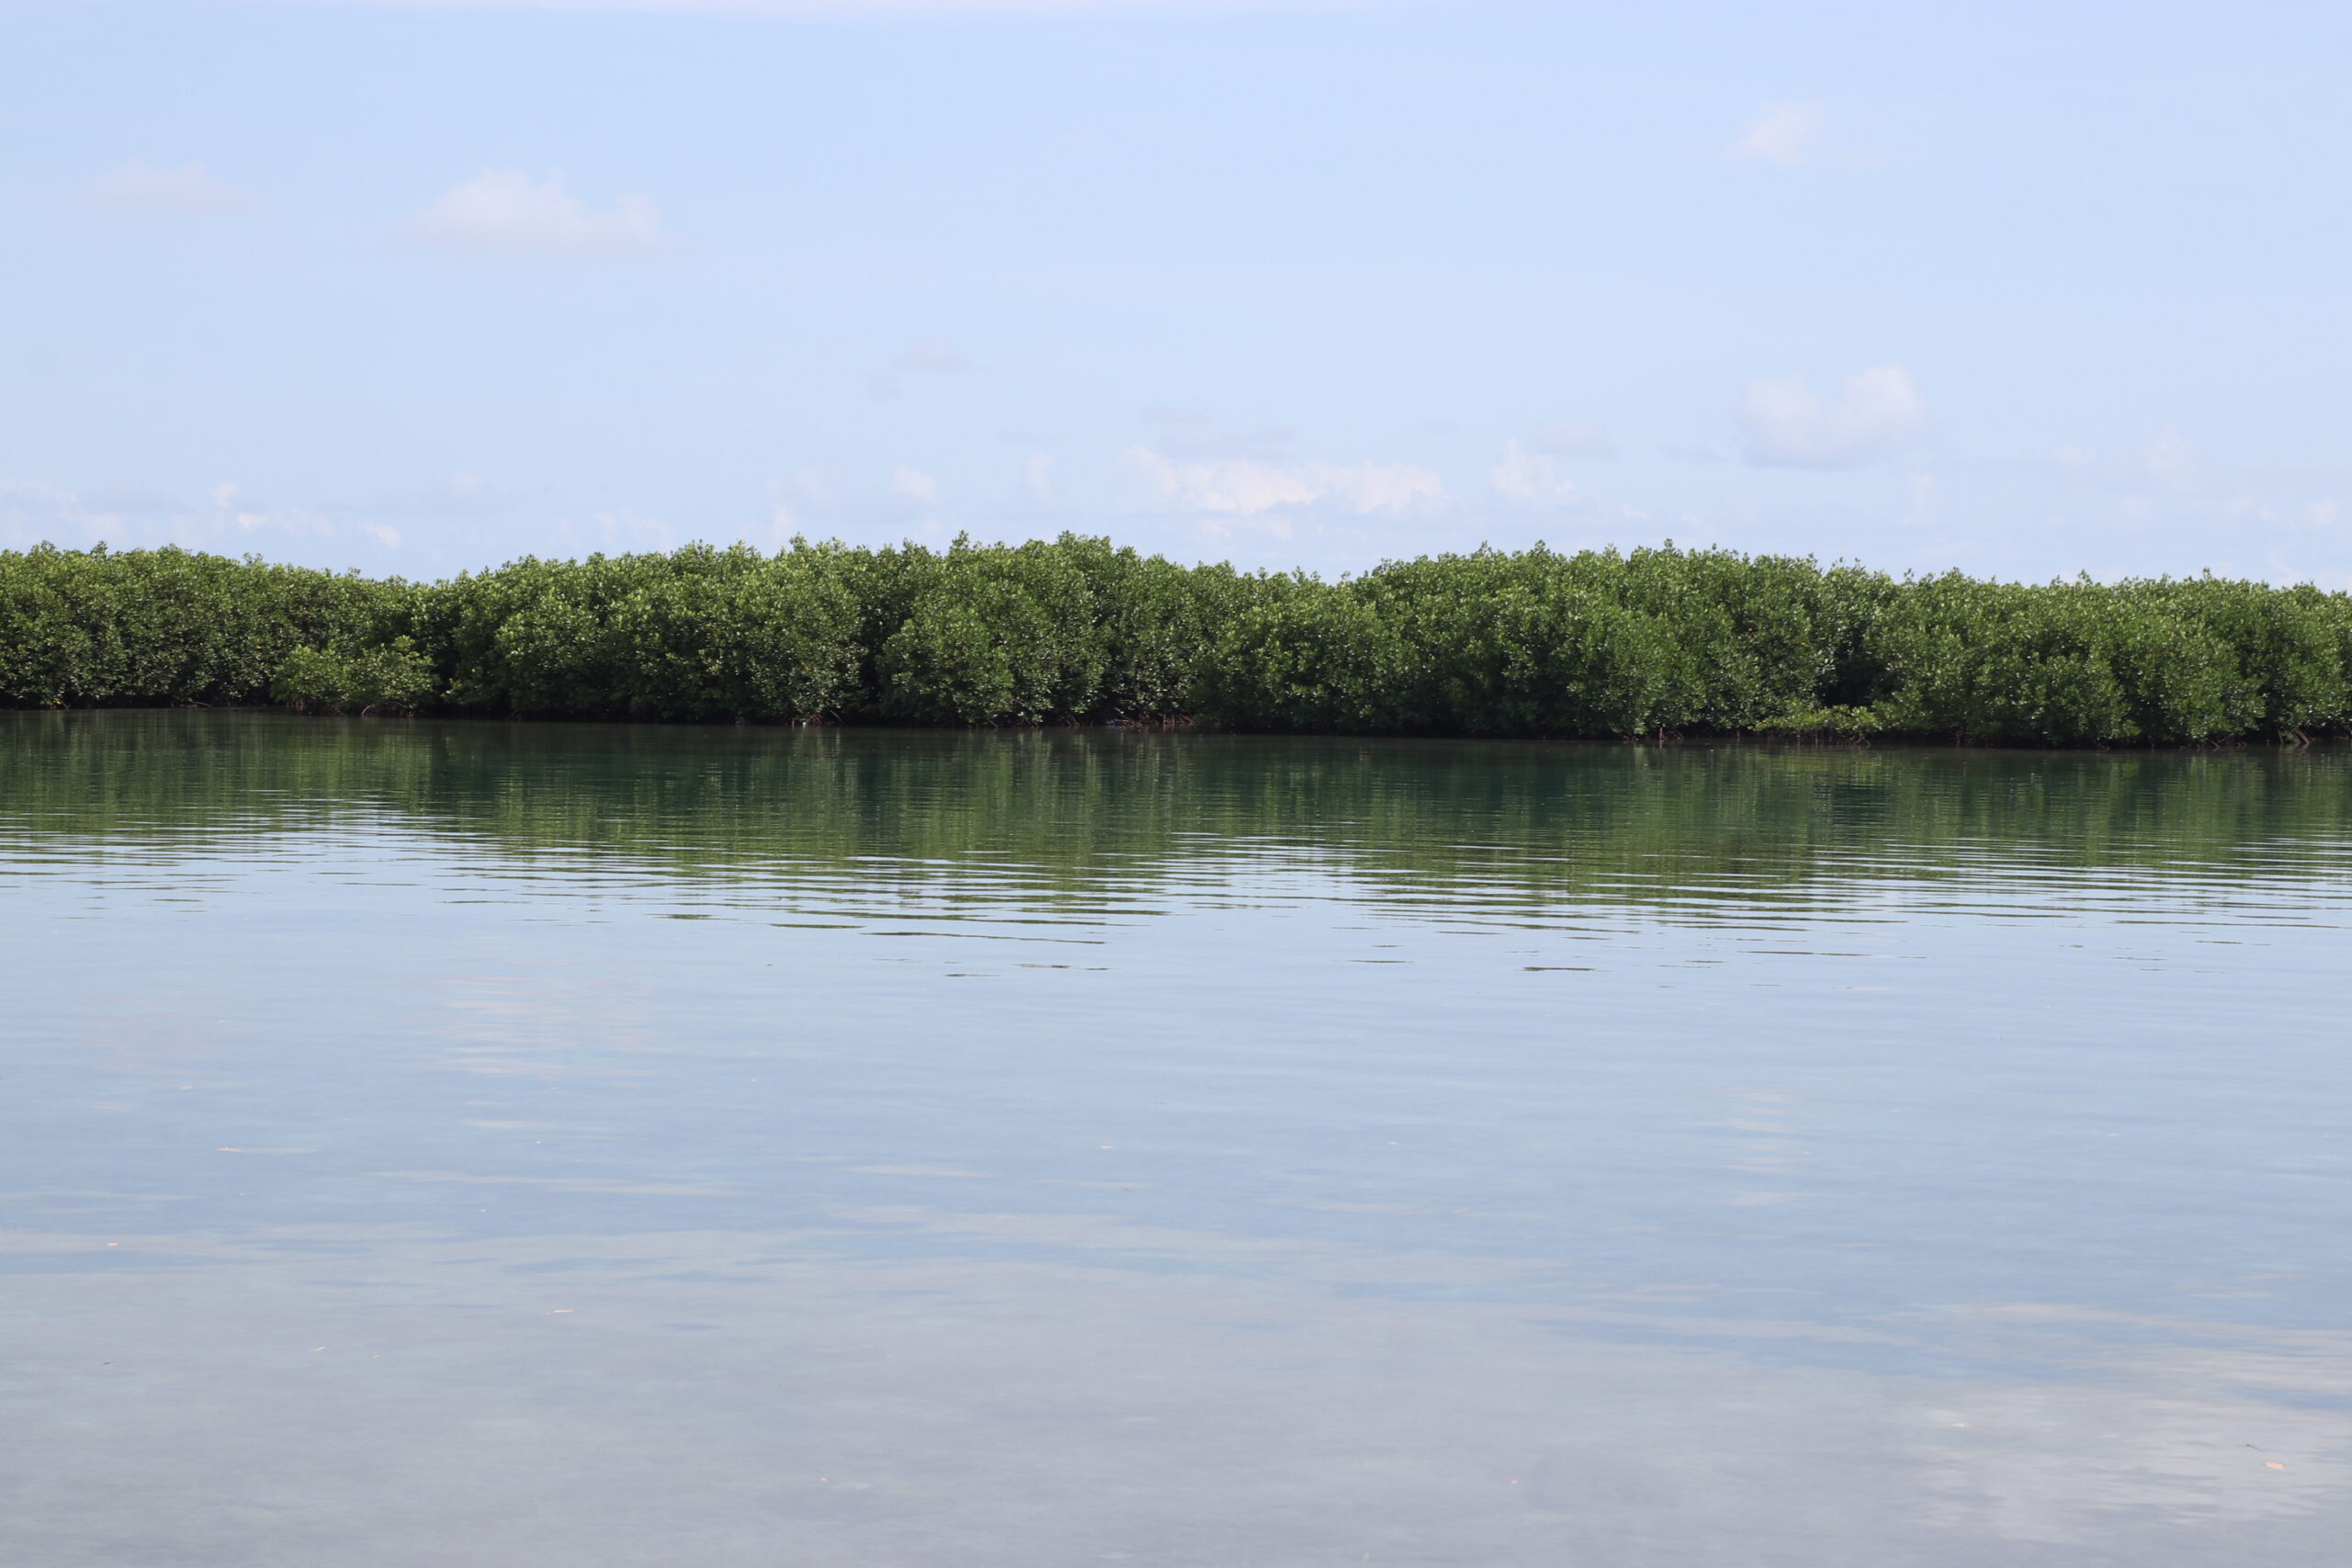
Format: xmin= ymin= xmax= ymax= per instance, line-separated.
xmin=877 ymin=538 xmax=1103 ymax=724
xmin=5 ymin=536 xmax=2351 ymax=745
xmin=1865 ymin=573 xmax=2352 ymax=745
xmin=412 ymin=543 xmax=862 ymax=720
xmin=271 ymin=637 xmax=437 ymax=715
xmin=0 ymin=543 xmax=398 ymax=707
xmin=1753 ymin=703 xmax=1886 ymax=740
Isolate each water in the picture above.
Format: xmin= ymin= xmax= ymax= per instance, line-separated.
xmin=4 ymin=711 xmax=2348 ymax=1566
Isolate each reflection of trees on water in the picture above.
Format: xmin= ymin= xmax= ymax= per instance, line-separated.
xmin=5 ymin=711 xmax=2349 ymax=919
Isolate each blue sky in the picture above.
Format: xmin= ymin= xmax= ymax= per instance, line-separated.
xmin=4 ymin=0 xmax=2346 ymax=582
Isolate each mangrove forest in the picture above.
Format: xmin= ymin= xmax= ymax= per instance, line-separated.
xmin=5 ymin=536 xmax=2350 ymax=746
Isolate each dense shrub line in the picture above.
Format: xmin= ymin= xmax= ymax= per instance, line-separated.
xmin=5 ymin=536 xmax=2350 ymax=744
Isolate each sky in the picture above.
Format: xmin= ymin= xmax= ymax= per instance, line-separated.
xmin=3 ymin=0 xmax=2346 ymax=583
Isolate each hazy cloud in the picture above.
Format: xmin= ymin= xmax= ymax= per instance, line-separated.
xmin=2143 ymin=429 xmax=2197 ymax=490
xmin=871 ymin=338 xmax=969 ymax=398
xmin=1490 ymin=441 xmax=1586 ymax=508
xmin=895 ymin=338 xmax=968 ymax=373
xmin=781 ymin=468 xmax=836 ymax=510
xmin=2 ymin=479 xmax=398 ymax=551
xmin=85 ymin=161 xmax=257 ymax=215
xmin=1129 ymin=448 xmax=1444 ymax=518
xmin=1740 ymin=365 xmax=1926 ymax=468
xmin=413 ymin=169 xmax=665 ymax=254
xmin=1528 ymin=419 xmax=1613 ymax=458
xmin=1140 ymin=406 xmax=1296 ymax=461
xmin=1023 ymin=454 xmax=1057 ymax=504
xmin=556 ymin=508 xmax=674 ymax=553
xmin=2051 ymin=430 xmax=2206 ymax=492
xmin=889 ymin=466 xmax=940 ymax=503
xmin=1729 ymin=101 xmax=1826 ymax=167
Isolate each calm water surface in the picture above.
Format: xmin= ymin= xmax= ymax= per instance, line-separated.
xmin=5 ymin=711 xmax=2348 ymax=1565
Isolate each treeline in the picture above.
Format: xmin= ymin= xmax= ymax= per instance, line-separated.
xmin=4 ymin=536 xmax=2350 ymax=745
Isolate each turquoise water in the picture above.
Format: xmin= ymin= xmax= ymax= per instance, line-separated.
xmin=5 ymin=711 xmax=2348 ymax=1565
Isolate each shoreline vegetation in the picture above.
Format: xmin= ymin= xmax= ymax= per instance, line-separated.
xmin=4 ymin=536 xmax=2350 ymax=747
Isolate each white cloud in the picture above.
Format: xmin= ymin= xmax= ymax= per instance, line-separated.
xmin=557 ymin=508 xmax=675 ymax=553
xmin=1739 ymin=364 xmax=1927 ymax=468
xmin=2048 ymin=431 xmax=2207 ymax=492
xmin=783 ymin=468 xmax=835 ymax=508
xmin=759 ymin=464 xmax=959 ymax=527
xmin=1729 ymin=101 xmax=1826 ymax=167
xmin=2 ymin=479 xmax=397 ymax=553
xmin=412 ymin=169 xmax=665 ymax=255
xmin=86 ymin=161 xmax=256 ymax=216
xmin=1128 ymin=448 xmax=1444 ymax=518
xmin=1490 ymin=441 xmax=1585 ymax=508
xmin=2143 ymin=428 xmax=2197 ymax=490
xmin=1529 ymin=418 xmax=1612 ymax=458
xmin=895 ymin=338 xmax=967 ymax=373
xmin=746 ymin=501 xmax=802 ymax=550
xmin=1023 ymin=454 xmax=1057 ymax=504
xmin=871 ymin=337 xmax=968 ymax=397
xmin=1140 ymin=406 xmax=1295 ymax=460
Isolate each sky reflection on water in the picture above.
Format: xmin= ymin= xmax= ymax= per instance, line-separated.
xmin=4 ymin=713 xmax=2348 ymax=1565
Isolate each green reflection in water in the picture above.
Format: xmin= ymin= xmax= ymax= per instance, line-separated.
xmin=6 ymin=710 xmax=2349 ymax=911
